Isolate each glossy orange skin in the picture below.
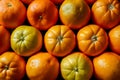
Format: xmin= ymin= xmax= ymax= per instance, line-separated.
xmin=50 ymin=0 xmax=64 ymax=4
xmin=21 ymin=0 xmax=34 ymax=5
xmin=92 ymin=0 xmax=120 ymax=29
xmin=93 ymin=52 xmax=120 ymax=80
xmin=26 ymin=52 xmax=59 ymax=80
xmin=0 ymin=52 xmax=26 ymax=80
xmin=59 ymin=0 xmax=90 ymax=29
xmin=0 ymin=0 xmax=26 ymax=29
xmin=0 ymin=26 xmax=10 ymax=54
xmin=27 ymin=0 xmax=58 ymax=30
xmin=77 ymin=24 xmax=108 ymax=56
xmin=44 ymin=25 xmax=76 ymax=57
xmin=109 ymin=25 xmax=120 ymax=54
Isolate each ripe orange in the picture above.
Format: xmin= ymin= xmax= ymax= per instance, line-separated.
xmin=0 ymin=26 xmax=10 ymax=54
xmin=0 ymin=0 xmax=26 ymax=29
xmin=77 ymin=24 xmax=108 ymax=56
xmin=109 ymin=25 xmax=120 ymax=54
xmin=92 ymin=0 xmax=120 ymax=29
xmin=0 ymin=52 xmax=26 ymax=80
xmin=93 ymin=52 xmax=120 ymax=80
xmin=59 ymin=0 xmax=90 ymax=29
xmin=26 ymin=52 xmax=59 ymax=80
xmin=27 ymin=0 xmax=58 ymax=30
xmin=44 ymin=25 xmax=76 ymax=57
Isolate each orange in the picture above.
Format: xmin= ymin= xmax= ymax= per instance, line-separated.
xmin=61 ymin=52 xmax=93 ymax=80
xmin=77 ymin=24 xmax=108 ymax=56
xmin=92 ymin=0 xmax=120 ymax=29
xmin=27 ymin=0 xmax=58 ymax=30
xmin=10 ymin=25 xmax=43 ymax=56
xmin=109 ymin=25 xmax=120 ymax=54
xmin=59 ymin=0 xmax=90 ymax=29
xmin=0 ymin=0 xmax=26 ymax=29
xmin=0 ymin=52 xmax=26 ymax=80
xmin=0 ymin=26 xmax=10 ymax=54
xmin=44 ymin=25 xmax=76 ymax=57
xmin=26 ymin=52 xmax=59 ymax=80
xmin=93 ymin=52 xmax=120 ymax=80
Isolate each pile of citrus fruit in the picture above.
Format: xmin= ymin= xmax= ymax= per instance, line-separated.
xmin=0 ymin=0 xmax=120 ymax=80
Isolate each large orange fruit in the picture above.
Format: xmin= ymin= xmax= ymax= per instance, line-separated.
xmin=61 ymin=52 xmax=93 ymax=80
xmin=0 ymin=26 xmax=10 ymax=54
xmin=0 ymin=52 xmax=26 ymax=80
xmin=109 ymin=25 xmax=120 ymax=54
xmin=77 ymin=24 xmax=108 ymax=56
xmin=59 ymin=0 xmax=90 ymax=29
xmin=27 ymin=0 xmax=58 ymax=30
xmin=26 ymin=52 xmax=59 ymax=80
xmin=92 ymin=0 xmax=120 ymax=29
xmin=0 ymin=0 xmax=26 ymax=29
xmin=10 ymin=25 xmax=42 ymax=56
xmin=93 ymin=52 xmax=120 ymax=80
xmin=44 ymin=25 xmax=76 ymax=57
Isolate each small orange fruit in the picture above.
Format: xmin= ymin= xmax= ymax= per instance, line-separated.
xmin=59 ymin=0 xmax=90 ymax=29
xmin=77 ymin=24 xmax=108 ymax=56
xmin=93 ymin=52 xmax=120 ymax=80
xmin=27 ymin=0 xmax=58 ymax=30
xmin=44 ymin=25 xmax=76 ymax=57
xmin=0 ymin=0 xmax=26 ymax=29
xmin=26 ymin=52 xmax=59 ymax=80
xmin=0 ymin=52 xmax=26 ymax=80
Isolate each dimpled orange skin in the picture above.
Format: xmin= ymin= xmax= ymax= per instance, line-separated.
xmin=27 ymin=0 xmax=58 ymax=30
xmin=77 ymin=24 xmax=108 ymax=56
xmin=0 ymin=0 xmax=26 ymax=29
xmin=93 ymin=52 xmax=120 ymax=80
xmin=26 ymin=52 xmax=59 ymax=80
xmin=0 ymin=52 xmax=26 ymax=80
xmin=92 ymin=0 xmax=120 ymax=29
xmin=44 ymin=25 xmax=76 ymax=57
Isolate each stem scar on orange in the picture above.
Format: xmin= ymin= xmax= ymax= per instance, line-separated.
xmin=59 ymin=0 xmax=90 ymax=29
xmin=27 ymin=0 xmax=58 ymax=30
xmin=44 ymin=25 xmax=76 ymax=57
xmin=77 ymin=24 xmax=108 ymax=56
xmin=0 ymin=0 xmax=26 ymax=29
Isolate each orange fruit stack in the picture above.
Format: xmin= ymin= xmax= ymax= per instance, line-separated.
xmin=0 ymin=0 xmax=120 ymax=80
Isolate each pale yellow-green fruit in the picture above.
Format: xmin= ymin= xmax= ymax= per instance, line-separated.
xmin=10 ymin=25 xmax=42 ymax=56
xmin=60 ymin=52 xmax=93 ymax=80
